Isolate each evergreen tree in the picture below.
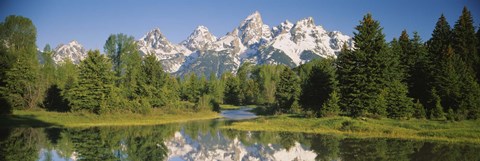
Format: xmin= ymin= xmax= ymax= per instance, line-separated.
xmin=427 ymin=14 xmax=452 ymax=59
xmin=320 ymin=90 xmax=340 ymax=117
xmin=385 ymin=80 xmax=414 ymax=119
xmin=452 ymin=7 xmax=478 ymax=82
xmin=223 ymin=72 xmax=241 ymax=105
xmin=398 ymin=30 xmax=413 ymax=75
xmin=427 ymin=13 xmax=480 ymax=119
xmin=275 ymin=67 xmax=300 ymax=114
xmin=139 ymin=54 xmax=168 ymax=107
xmin=0 ymin=15 xmax=40 ymax=113
xmin=412 ymin=99 xmax=426 ymax=119
xmin=338 ymin=14 xmax=398 ymax=117
xmin=65 ymin=50 xmax=115 ymax=114
xmin=299 ymin=58 xmax=337 ymax=116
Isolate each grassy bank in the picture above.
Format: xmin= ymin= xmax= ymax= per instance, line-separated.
xmin=219 ymin=104 xmax=260 ymax=110
xmin=0 ymin=108 xmax=220 ymax=128
xmin=222 ymin=115 xmax=480 ymax=144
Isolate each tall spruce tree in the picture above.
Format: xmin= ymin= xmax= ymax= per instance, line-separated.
xmin=452 ymin=7 xmax=478 ymax=82
xmin=0 ymin=15 xmax=40 ymax=113
xmin=65 ymin=50 xmax=115 ymax=114
xmin=338 ymin=13 xmax=401 ymax=117
xmin=275 ymin=67 xmax=300 ymax=114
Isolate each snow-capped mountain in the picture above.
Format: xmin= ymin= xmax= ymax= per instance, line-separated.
xmin=50 ymin=11 xmax=352 ymax=76
xmin=137 ymin=11 xmax=353 ymax=76
xmin=181 ymin=26 xmax=217 ymax=51
xmin=52 ymin=40 xmax=87 ymax=64
xmin=137 ymin=28 xmax=192 ymax=73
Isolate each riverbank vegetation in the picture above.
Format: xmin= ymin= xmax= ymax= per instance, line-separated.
xmin=223 ymin=115 xmax=480 ymax=144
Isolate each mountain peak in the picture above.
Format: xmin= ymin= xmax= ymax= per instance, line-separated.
xmin=238 ymin=11 xmax=270 ymax=46
xmin=195 ymin=25 xmax=209 ymax=32
xmin=69 ymin=40 xmax=81 ymax=46
xmin=183 ymin=25 xmax=217 ymax=51
xmin=245 ymin=11 xmax=261 ymax=21
xmin=295 ymin=17 xmax=315 ymax=27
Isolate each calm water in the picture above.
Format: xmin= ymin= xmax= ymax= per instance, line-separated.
xmin=1 ymin=109 xmax=479 ymax=161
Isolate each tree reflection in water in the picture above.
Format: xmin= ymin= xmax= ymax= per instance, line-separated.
xmin=0 ymin=120 xmax=479 ymax=161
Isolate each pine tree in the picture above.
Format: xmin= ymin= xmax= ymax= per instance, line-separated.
xmin=452 ymin=7 xmax=478 ymax=82
xmin=275 ymin=67 xmax=300 ymax=114
xmin=338 ymin=14 xmax=397 ymax=117
xmin=299 ymin=58 xmax=337 ymax=115
xmin=0 ymin=15 xmax=40 ymax=113
xmin=385 ymin=80 xmax=414 ymax=119
xmin=320 ymin=90 xmax=340 ymax=117
xmin=65 ymin=50 xmax=115 ymax=114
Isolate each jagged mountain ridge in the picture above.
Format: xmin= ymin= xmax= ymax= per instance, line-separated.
xmin=51 ymin=11 xmax=353 ymax=76
xmin=138 ymin=11 xmax=353 ymax=76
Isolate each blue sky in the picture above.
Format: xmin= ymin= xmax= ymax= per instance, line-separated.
xmin=1 ymin=0 xmax=479 ymax=50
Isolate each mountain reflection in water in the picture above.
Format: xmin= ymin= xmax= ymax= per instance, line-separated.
xmin=1 ymin=112 xmax=479 ymax=161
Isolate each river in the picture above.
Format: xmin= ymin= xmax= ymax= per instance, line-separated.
xmin=1 ymin=108 xmax=479 ymax=161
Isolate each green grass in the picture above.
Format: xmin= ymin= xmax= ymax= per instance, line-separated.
xmin=222 ymin=115 xmax=480 ymax=144
xmin=0 ymin=108 xmax=220 ymax=128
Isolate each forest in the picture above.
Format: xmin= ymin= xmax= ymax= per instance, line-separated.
xmin=1 ymin=6 xmax=479 ymax=121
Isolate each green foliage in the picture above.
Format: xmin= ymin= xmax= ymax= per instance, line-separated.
xmin=429 ymin=88 xmax=445 ymax=120
xmin=139 ymin=54 xmax=173 ymax=107
xmin=320 ymin=90 xmax=340 ymax=117
xmin=65 ymin=50 xmax=115 ymax=114
xmin=452 ymin=7 xmax=479 ymax=82
xmin=385 ymin=80 xmax=413 ymax=119
xmin=181 ymin=73 xmax=203 ymax=102
xmin=206 ymin=72 xmax=224 ymax=104
xmin=274 ymin=67 xmax=300 ymax=114
xmin=299 ymin=58 xmax=337 ymax=116
xmin=412 ymin=99 xmax=426 ymax=119
xmin=251 ymin=65 xmax=284 ymax=105
xmin=223 ymin=72 xmax=241 ymax=105
xmin=0 ymin=15 xmax=40 ymax=113
xmin=338 ymin=13 xmax=403 ymax=118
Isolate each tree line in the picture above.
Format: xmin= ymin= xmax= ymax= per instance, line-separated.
xmin=1 ymin=7 xmax=479 ymax=120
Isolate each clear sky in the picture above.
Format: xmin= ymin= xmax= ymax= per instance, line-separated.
xmin=1 ymin=0 xmax=479 ymax=50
